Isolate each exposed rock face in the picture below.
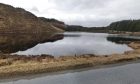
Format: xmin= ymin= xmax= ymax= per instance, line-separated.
xmin=0 ymin=3 xmax=65 ymax=33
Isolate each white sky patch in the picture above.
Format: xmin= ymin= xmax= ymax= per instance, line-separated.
xmin=0 ymin=0 xmax=140 ymax=27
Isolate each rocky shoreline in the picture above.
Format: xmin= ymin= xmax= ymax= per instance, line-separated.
xmin=0 ymin=41 xmax=139 ymax=79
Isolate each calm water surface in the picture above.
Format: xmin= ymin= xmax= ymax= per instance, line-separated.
xmin=15 ymin=32 xmax=132 ymax=56
xmin=1 ymin=63 xmax=140 ymax=84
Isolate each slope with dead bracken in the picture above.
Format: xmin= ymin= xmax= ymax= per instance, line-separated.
xmin=0 ymin=3 xmax=65 ymax=34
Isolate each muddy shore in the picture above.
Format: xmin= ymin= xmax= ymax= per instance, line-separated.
xmin=0 ymin=42 xmax=140 ymax=78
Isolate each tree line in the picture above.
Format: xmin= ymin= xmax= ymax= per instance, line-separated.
xmin=108 ymin=20 xmax=140 ymax=32
xmin=66 ymin=19 xmax=140 ymax=33
xmin=66 ymin=25 xmax=107 ymax=33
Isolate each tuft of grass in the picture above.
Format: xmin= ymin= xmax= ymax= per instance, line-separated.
xmin=0 ymin=42 xmax=140 ymax=78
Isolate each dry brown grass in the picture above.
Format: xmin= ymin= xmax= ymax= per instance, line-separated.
xmin=0 ymin=42 xmax=140 ymax=78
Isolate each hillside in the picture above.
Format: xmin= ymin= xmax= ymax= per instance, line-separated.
xmin=0 ymin=3 xmax=65 ymax=53
xmin=108 ymin=20 xmax=140 ymax=32
xmin=0 ymin=3 xmax=65 ymax=34
xmin=66 ymin=25 xmax=107 ymax=33
xmin=66 ymin=20 xmax=140 ymax=33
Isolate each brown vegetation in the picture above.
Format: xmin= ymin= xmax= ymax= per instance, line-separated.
xmin=1 ymin=3 xmax=140 ymax=79
xmin=0 ymin=42 xmax=140 ymax=78
xmin=0 ymin=3 xmax=65 ymax=34
xmin=0 ymin=3 xmax=65 ymax=53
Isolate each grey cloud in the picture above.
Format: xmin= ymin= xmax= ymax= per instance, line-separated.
xmin=45 ymin=0 xmax=140 ymax=27
xmin=30 ymin=6 xmax=39 ymax=12
xmin=49 ymin=0 xmax=112 ymax=11
xmin=67 ymin=18 xmax=113 ymax=27
xmin=1 ymin=0 xmax=140 ymax=26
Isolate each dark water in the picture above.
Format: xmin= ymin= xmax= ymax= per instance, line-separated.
xmin=107 ymin=34 xmax=140 ymax=43
xmin=1 ymin=63 xmax=140 ymax=84
xmin=14 ymin=32 xmax=133 ymax=56
xmin=0 ymin=33 xmax=63 ymax=53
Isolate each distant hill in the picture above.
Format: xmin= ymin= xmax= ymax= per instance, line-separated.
xmin=108 ymin=20 xmax=140 ymax=32
xmin=0 ymin=3 xmax=65 ymax=34
xmin=1 ymin=3 xmax=140 ymax=34
xmin=66 ymin=20 xmax=140 ymax=33
xmin=66 ymin=25 xmax=107 ymax=33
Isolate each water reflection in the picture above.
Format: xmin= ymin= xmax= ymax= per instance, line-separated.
xmin=107 ymin=35 xmax=140 ymax=43
xmin=15 ymin=32 xmax=133 ymax=56
xmin=0 ymin=33 xmax=63 ymax=53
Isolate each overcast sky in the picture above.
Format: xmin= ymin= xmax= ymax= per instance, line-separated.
xmin=0 ymin=0 xmax=140 ymax=27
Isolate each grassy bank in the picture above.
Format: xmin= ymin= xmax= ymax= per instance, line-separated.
xmin=0 ymin=42 xmax=140 ymax=78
